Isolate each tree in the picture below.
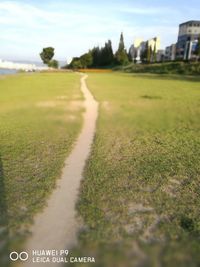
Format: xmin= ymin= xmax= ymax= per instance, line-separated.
xmin=194 ymin=35 xmax=200 ymax=60
xmin=147 ymin=42 xmax=151 ymax=63
xmin=69 ymin=57 xmax=82 ymax=69
xmin=80 ymin=52 xmax=93 ymax=68
xmin=128 ymin=46 xmax=134 ymax=62
xmin=40 ymin=47 xmax=54 ymax=64
xmin=91 ymin=47 xmax=101 ymax=67
xmin=104 ymin=40 xmax=114 ymax=66
xmin=72 ymin=59 xmax=82 ymax=69
xmin=153 ymin=38 xmax=157 ymax=63
xmin=98 ymin=40 xmax=114 ymax=66
xmin=91 ymin=41 xmax=114 ymax=67
xmin=141 ymin=42 xmax=148 ymax=63
xmin=69 ymin=52 xmax=93 ymax=69
xmin=115 ymin=33 xmax=129 ymax=65
xmin=48 ymin=60 xmax=59 ymax=69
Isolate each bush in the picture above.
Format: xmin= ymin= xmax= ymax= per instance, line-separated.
xmin=116 ymin=62 xmax=200 ymax=75
xmin=48 ymin=60 xmax=59 ymax=69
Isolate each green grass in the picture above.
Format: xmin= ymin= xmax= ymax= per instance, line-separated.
xmin=0 ymin=73 xmax=83 ymax=265
xmin=70 ymin=73 xmax=200 ymax=267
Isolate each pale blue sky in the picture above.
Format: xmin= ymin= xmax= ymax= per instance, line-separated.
xmin=0 ymin=0 xmax=200 ymax=63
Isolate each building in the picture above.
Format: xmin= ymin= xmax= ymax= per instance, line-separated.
xmin=165 ymin=44 xmax=176 ymax=61
xmin=156 ymin=50 xmax=165 ymax=62
xmin=148 ymin=37 xmax=161 ymax=52
xmin=128 ymin=38 xmax=144 ymax=63
xmin=176 ymin=20 xmax=200 ymax=60
xmin=0 ymin=59 xmax=49 ymax=71
xmin=129 ymin=37 xmax=160 ymax=63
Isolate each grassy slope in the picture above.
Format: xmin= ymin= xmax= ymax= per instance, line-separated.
xmin=71 ymin=73 xmax=200 ymax=267
xmin=116 ymin=62 xmax=200 ymax=75
xmin=0 ymin=73 xmax=82 ymax=261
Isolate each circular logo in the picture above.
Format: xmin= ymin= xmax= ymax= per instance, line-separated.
xmin=9 ymin=252 xmax=19 ymax=261
xmin=19 ymin=252 xmax=29 ymax=261
xmin=9 ymin=252 xmax=29 ymax=261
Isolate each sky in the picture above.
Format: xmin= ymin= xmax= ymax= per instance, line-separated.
xmin=0 ymin=0 xmax=200 ymax=63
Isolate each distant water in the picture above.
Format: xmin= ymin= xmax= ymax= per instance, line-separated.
xmin=0 ymin=69 xmax=17 ymax=75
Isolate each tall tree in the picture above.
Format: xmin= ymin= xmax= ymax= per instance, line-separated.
xmin=100 ymin=40 xmax=114 ymax=66
xmin=147 ymin=42 xmax=151 ymax=63
xmin=128 ymin=46 xmax=134 ymax=62
xmin=91 ymin=40 xmax=114 ymax=67
xmin=91 ymin=47 xmax=101 ymax=67
xmin=153 ymin=38 xmax=157 ymax=63
xmin=106 ymin=40 xmax=114 ymax=65
xmin=195 ymin=35 xmax=200 ymax=60
xmin=141 ymin=42 xmax=148 ymax=63
xmin=115 ymin=33 xmax=129 ymax=65
xmin=40 ymin=47 xmax=54 ymax=64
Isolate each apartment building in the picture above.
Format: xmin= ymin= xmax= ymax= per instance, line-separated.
xmin=176 ymin=20 xmax=200 ymax=59
xmin=156 ymin=50 xmax=165 ymax=62
xmin=165 ymin=44 xmax=176 ymax=61
xmin=129 ymin=37 xmax=160 ymax=63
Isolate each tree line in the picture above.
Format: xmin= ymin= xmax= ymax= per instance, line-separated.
xmin=68 ymin=33 xmax=130 ymax=69
xmin=39 ymin=34 xmax=200 ymax=69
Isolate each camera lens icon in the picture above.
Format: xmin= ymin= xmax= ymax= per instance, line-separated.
xmin=10 ymin=252 xmax=29 ymax=261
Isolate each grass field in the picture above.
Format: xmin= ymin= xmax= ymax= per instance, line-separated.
xmin=70 ymin=73 xmax=200 ymax=267
xmin=0 ymin=73 xmax=83 ymax=265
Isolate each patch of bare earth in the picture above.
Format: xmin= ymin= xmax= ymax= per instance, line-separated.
xmin=36 ymin=101 xmax=57 ymax=108
xmin=56 ymin=95 xmax=68 ymax=100
xmin=101 ymin=101 xmax=111 ymax=111
xmin=161 ymin=176 xmax=186 ymax=198
xmin=65 ymin=100 xmax=84 ymax=111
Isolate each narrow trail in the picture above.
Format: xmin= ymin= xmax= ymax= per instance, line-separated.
xmin=21 ymin=74 xmax=98 ymax=267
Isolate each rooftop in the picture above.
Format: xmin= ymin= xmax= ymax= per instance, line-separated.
xmin=179 ymin=20 xmax=200 ymax=26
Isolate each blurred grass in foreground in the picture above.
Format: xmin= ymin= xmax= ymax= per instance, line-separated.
xmin=0 ymin=73 xmax=83 ymax=266
xmin=70 ymin=73 xmax=200 ymax=267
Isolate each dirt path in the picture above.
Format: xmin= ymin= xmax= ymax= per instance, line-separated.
xmin=21 ymin=74 xmax=98 ymax=267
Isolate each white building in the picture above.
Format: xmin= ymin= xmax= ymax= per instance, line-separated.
xmin=0 ymin=59 xmax=49 ymax=71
